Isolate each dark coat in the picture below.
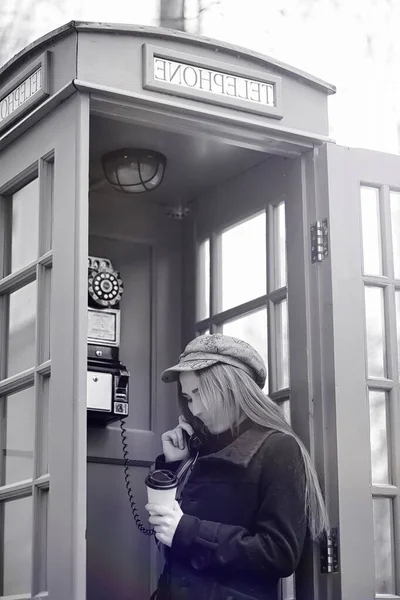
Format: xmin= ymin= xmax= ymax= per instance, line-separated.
xmin=154 ymin=422 xmax=307 ymax=600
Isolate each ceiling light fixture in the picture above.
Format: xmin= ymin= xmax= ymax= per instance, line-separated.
xmin=101 ymin=148 xmax=166 ymax=194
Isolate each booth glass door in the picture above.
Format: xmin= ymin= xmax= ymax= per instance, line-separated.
xmin=316 ymin=144 xmax=400 ymax=600
xmin=0 ymin=93 xmax=89 ymax=600
xmin=192 ymin=154 xmax=323 ymax=600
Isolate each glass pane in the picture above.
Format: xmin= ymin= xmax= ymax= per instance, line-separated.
xmin=360 ymin=186 xmax=382 ymax=276
xmin=1 ymin=387 xmax=35 ymax=486
xmin=40 ymin=266 xmax=52 ymax=363
xmin=373 ymin=498 xmax=395 ymax=595
xmin=365 ymin=286 xmax=386 ymax=378
xmin=281 ymin=573 xmax=295 ymax=600
xmin=276 ymin=299 xmax=289 ymax=390
xmin=2 ymin=496 xmax=33 ymax=596
xmin=36 ymin=488 xmax=49 ymax=593
xmin=221 ymin=213 xmax=266 ymax=311
xmin=196 ymin=239 xmax=210 ymax=321
xmin=281 ymin=399 xmax=291 ymax=424
xmin=41 ymin=158 xmax=54 ymax=255
xmin=37 ymin=376 xmax=50 ymax=476
xmin=11 ymin=178 xmax=40 ymax=274
xmin=369 ymin=391 xmax=389 ymax=484
xmin=396 ymin=291 xmax=400 ymax=379
xmin=275 ymin=202 xmax=287 ymax=289
xmin=7 ymin=281 xmax=37 ymax=378
xmin=223 ymin=309 xmax=268 ymax=389
xmin=390 ymin=191 xmax=400 ymax=279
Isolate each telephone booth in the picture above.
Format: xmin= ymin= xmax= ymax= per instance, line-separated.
xmin=0 ymin=20 xmax=399 ymax=600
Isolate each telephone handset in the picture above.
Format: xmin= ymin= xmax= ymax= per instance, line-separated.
xmin=183 ymin=429 xmax=204 ymax=454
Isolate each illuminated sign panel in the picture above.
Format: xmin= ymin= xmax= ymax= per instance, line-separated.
xmin=0 ymin=52 xmax=50 ymax=133
xmin=143 ymin=45 xmax=282 ymax=119
xmin=154 ymin=58 xmax=275 ymax=108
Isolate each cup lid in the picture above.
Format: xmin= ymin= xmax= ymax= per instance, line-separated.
xmin=145 ymin=469 xmax=178 ymax=490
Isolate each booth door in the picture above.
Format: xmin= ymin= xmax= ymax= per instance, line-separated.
xmin=314 ymin=143 xmax=400 ymax=600
xmin=191 ymin=154 xmax=324 ymax=600
xmin=0 ymin=93 xmax=89 ymax=600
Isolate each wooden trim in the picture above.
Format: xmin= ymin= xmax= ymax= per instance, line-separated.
xmin=87 ymin=456 xmax=153 ymax=468
xmin=212 ymin=295 xmax=267 ymax=326
xmin=0 ymin=369 xmax=35 ymax=396
xmin=0 ymin=83 xmax=76 ymax=153
xmin=0 ymin=263 xmax=36 ymax=294
xmin=0 ymin=479 xmax=32 ymax=500
xmin=367 ymin=378 xmax=394 ymax=390
xmin=372 ymin=484 xmax=399 ymax=497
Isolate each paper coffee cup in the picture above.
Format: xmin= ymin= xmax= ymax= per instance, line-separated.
xmin=146 ymin=485 xmax=177 ymax=510
xmin=145 ymin=469 xmax=178 ymax=513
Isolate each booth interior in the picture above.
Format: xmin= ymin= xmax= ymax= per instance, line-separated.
xmin=85 ymin=108 xmax=288 ymax=598
xmin=87 ymin=110 xmax=277 ymax=432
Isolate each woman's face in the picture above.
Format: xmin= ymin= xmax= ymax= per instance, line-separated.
xmin=179 ymin=371 xmax=236 ymax=434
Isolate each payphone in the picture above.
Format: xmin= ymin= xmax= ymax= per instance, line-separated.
xmin=87 ymin=255 xmax=130 ymax=425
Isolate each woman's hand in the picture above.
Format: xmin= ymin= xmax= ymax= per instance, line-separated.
xmin=146 ymin=501 xmax=183 ymax=547
xmin=161 ymin=416 xmax=194 ymax=462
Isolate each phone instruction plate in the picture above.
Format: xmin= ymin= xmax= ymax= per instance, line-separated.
xmin=88 ymin=307 xmax=120 ymax=346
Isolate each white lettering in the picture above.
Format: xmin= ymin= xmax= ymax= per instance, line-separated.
xmin=154 ymin=57 xmax=275 ymax=109
xmin=198 ymin=68 xmax=213 ymax=92
xmin=31 ymin=70 xmax=38 ymax=94
xmin=169 ymin=62 xmax=182 ymax=85
xmin=0 ymin=99 xmax=8 ymax=119
xmin=225 ymin=76 xmax=237 ymax=97
xmin=266 ymin=84 xmax=274 ymax=106
xmin=249 ymin=81 xmax=261 ymax=103
xmin=212 ymin=72 xmax=225 ymax=94
xmin=182 ymin=66 xmax=198 ymax=88
xmin=154 ymin=58 xmax=167 ymax=81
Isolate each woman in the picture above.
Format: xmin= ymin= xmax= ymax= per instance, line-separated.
xmin=146 ymin=333 xmax=328 ymax=600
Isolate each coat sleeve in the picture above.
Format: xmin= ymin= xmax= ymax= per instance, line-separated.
xmin=171 ymin=432 xmax=307 ymax=579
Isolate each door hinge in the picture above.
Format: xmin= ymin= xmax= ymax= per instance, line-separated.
xmin=311 ymin=219 xmax=329 ymax=263
xmin=320 ymin=527 xmax=339 ymax=574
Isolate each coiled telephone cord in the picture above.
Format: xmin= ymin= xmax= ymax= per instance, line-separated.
xmin=120 ymin=418 xmax=155 ymax=536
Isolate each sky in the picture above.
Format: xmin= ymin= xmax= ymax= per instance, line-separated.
xmin=4 ymin=0 xmax=400 ymax=154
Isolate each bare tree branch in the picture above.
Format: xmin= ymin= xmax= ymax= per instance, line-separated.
xmin=0 ymin=0 xmax=70 ymax=67
xmin=197 ymin=0 xmax=222 ymax=33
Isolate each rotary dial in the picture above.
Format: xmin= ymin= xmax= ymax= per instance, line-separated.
xmin=88 ymin=270 xmax=123 ymax=307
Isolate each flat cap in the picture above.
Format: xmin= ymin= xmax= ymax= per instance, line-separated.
xmin=161 ymin=333 xmax=266 ymax=389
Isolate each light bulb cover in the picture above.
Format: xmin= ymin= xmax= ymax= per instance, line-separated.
xmin=102 ymin=148 xmax=166 ymax=193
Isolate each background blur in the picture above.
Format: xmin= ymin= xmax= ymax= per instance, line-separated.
xmin=1 ymin=0 xmax=399 ymax=154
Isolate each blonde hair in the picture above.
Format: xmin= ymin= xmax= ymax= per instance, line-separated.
xmin=195 ymin=363 xmax=329 ymax=540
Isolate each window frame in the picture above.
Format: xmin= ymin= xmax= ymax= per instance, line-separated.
xmin=0 ymin=153 xmax=53 ymax=599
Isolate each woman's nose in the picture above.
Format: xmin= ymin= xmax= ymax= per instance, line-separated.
xmin=189 ymin=397 xmax=202 ymax=417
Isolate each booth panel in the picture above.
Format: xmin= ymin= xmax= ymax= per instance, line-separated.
xmin=76 ymin=29 xmax=330 ymax=137
xmin=314 ymin=143 xmax=400 ymax=599
xmin=87 ymin=462 xmax=151 ymax=600
xmin=0 ymin=92 xmax=89 ymax=600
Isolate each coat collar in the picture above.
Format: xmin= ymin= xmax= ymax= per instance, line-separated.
xmin=199 ymin=426 xmax=275 ymax=468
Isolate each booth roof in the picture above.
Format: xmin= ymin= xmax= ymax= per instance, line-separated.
xmin=0 ymin=20 xmax=336 ymax=95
